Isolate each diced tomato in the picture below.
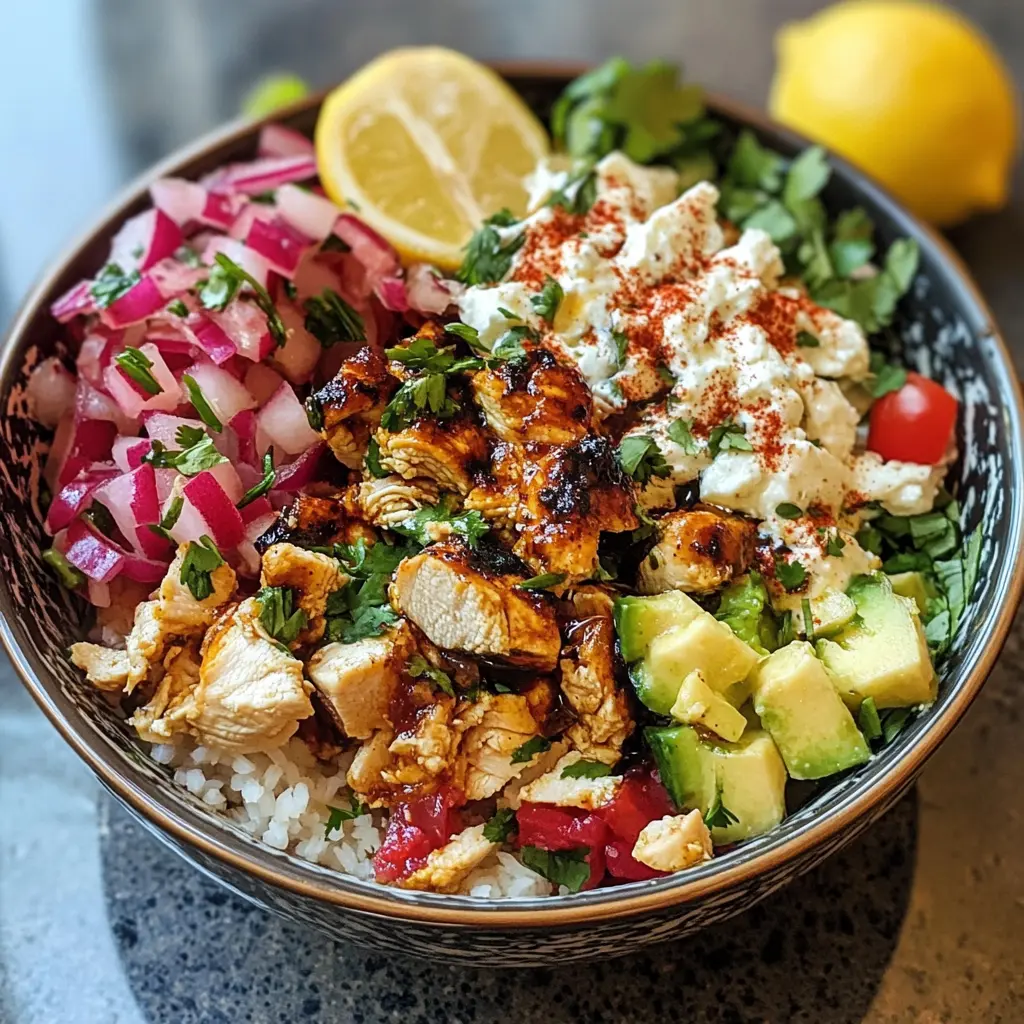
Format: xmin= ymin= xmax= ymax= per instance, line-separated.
xmin=867 ymin=372 xmax=958 ymax=465
xmin=403 ymin=785 xmax=463 ymax=848
xmin=598 ymin=771 xmax=675 ymax=845
xmin=604 ymin=839 xmax=667 ymax=881
xmin=581 ymin=843 xmax=607 ymax=891
xmin=517 ymin=804 xmax=611 ymax=853
xmin=372 ymin=818 xmax=434 ymax=883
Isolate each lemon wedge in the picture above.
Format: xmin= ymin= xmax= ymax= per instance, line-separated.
xmin=315 ymin=48 xmax=550 ymax=269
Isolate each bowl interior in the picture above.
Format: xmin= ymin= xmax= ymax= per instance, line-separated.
xmin=2 ymin=73 xmax=1022 ymax=922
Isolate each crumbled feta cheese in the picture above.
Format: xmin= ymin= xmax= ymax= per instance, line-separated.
xmin=798 ymin=378 xmax=860 ymax=459
xmin=847 ymin=451 xmax=946 ymax=516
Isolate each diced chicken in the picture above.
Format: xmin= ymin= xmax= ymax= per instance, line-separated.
xmin=256 ymin=492 xmax=375 ymax=553
xmin=512 ymin=434 xmax=638 ymax=580
xmin=375 ymin=414 xmax=490 ymax=496
xmin=156 ymin=544 xmax=237 ymax=636
xmin=259 ymin=542 xmax=347 ymax=644
xmin=187 ymin=598 xmax=313 ymax=754
xmin=517 ymin=751 xmax=622 ymax=810
xmin=347 ymin=728 xmax=395 ymax=800
xmin=637 ymin=506 xmax=757 ymax=595
xmin=632 ymin=811 xmax=713 ymax=872
xmin=129 ymin=642 xmax=202 ymax=744
xmin=464 ymin=441 xmax=523 ymax=533
xmin=560 ymin=610 xmax=633 ymax=762
xmin=69 ymin=643 xmax=130 ymax=691
xmin=306 ymin=623 xmax=414 ymax=739
xmin=566 ymin=585 xmax=615 ymax=619
xmin=500 ymin=739 xmax=572 ymax=810
xmin=389 ymin=538 xmax=562 ymax=671
xmin=124 ymin=600 xmax=164 ymax=692
xmin=309 ymin=347 xmax=399 ymax=468
xmin=355 ymin=474 xmax=441 ymax=529
xmin=453 ymin=692 xmax=545 ymax=800
xmin=384 ymin=700 xmax=459 ymax=786
xmin=398 ymin=824 xmax=497 ymax=893
xmin=469 ymin=348 xmax=593 ymax=445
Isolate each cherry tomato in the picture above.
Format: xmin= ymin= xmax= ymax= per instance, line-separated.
xmin=373 ymin=818 xmax=434 ymax=883
xmin=597 ymin=771 xmax=675 ymax=845
xmin=867 ymin=372 xmax=958 ymax=465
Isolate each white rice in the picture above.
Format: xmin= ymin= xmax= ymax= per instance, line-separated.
xmin=150 ymin=738 xmax=552 ymax=897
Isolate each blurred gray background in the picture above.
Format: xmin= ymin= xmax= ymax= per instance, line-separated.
xmin=1 ymin=2 xmax=1022 ymax=1022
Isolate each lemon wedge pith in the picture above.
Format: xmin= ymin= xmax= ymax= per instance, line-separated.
xmin=316 ymin=47 xmax=550 ymax=269
xmin=770 ymin=0 xmax=1018 ymax=226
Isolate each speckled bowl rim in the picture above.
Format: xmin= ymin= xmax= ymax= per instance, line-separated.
xmin=3 ymin=63 xmax=1023 ymax=929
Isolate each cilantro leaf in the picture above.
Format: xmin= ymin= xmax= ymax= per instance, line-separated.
xmin=114 ymin=347 xmax=162 ymax=396
xmin=726 ymin=130 xmax=784 ymax=191
xmin=257 ymin=585 xmax=308 ymax=646
xmin=91 ymin=263 xmax=141 ymax=309
xmin=802 ymin=597 xmax=815 ymax=639
xmin=775 ymin=502 xmax=803 ymax=520
xmin=143 ymin=434 xmax=226 ymax=477
xmin=237 ymin=449 xmax=276 ymax=508
xmin=530 ymin=275 xmax=564 ymax=324
xmin=200 ymin=253 xmax=286 ymax=348
xmin=707 ymin=421 xmax=752 ymax=458
xmin=303 ymin=289 xmax=366 ymax=347
xmin=782 ymin=146 xmax=830 ymax=206
xmin=826 ymin=531 xmax=847 ymax=557
xmin=519 ymin=846 xmax=591 ymax=893
xmin=391 ymin=495 xmax=490 ymax=549
xmin=703 ymin=785 xmax=739 ymax=830
xmin=179 ymin=536 xmax=224 ymax=601
xmin=364 ymin=437 xmax=388 ymax=479
xmin=510 ymin=735 xmax=552 ymax=765
xmin=774 ymin=554 xmax=807 ymax=592
xmin=181 ymin=374 xmax=223 ymax=432
xmin=516 ymin=572 xmax=567 ymax=592
xmin=546 ymin=167 xmax=598 ymax=215
xmin=796 ymin=331 xmax=820 ymax=349
xmin=618 ymin=435 xmax=670 ymax=484
xmin=324 ymin=799 xmax=370 ymax=836
xmin=456 ymin=213 xmax=525 ymax=286
xmin=561 ymin=759 xmax=613 ymax=780
xmin=667 ymin=418 xmax=699 ymax=456
xmin=443 ymin=322 xmax=482 ymax=348
xmin=407 ymin=654 xmax=455 ymax=697
xmin=167 ymin=299 xmax=189 ymax=318
xmin=867 ymin=351 xmax=909 ymax=398
xmin=483 ymin=808 xmax=517 ymax=844
xmin=43 ymin=547 xmax=86 ymax=589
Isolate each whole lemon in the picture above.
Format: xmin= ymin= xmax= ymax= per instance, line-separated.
xmin=770 ymin=0 xmax=1019 ymax=226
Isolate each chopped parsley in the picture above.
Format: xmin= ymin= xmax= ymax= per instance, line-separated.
xmin=775 ymin=502 xmax=803 ymax=520
xmin=237 ymin=449 xmax=276 ymax=508
xmin=667 ymin=418 xmax=699 ymax=456
xmin=530 ymin=275 xmax=564 ymax=324
xmin=83 ymin=500 xmax=116 ymax=537
xmin=43 ymin=548 xmax=85 ymax=589
xmin=181 ymin=374 xmax=223 ymax=432
xmin=490 ymin=325 xmax=535 ymax=364
xmin=364 ymin=437 xmax=388 ymax=479
xmin=707 ymin=421 xmax=752 ymax=458
xmin=161 ymin=495 xmax=184 ymax=530
xmin=324 ymin=799 xmax=369 ymax=836
xmin=455 ymin=209 xmax=525 ymax=286
xmin=561 ymin=759 xmax=613 ymax=780
xmin=303 ymin=289 xmax=366 ymax=347
xmin=774 ymin=554 xmax=807 ymax=592
xmin=143 ymin=434 xmax=226 ymax=477
xmin=179 ymin=536 xmax=224 ymax=601
xmin=826 ymin=531 xmax=847 ymax=557
xmin=866 ymin=351 xmax=909 ymax=398
xmin=547 ymin=166 xmax=599 ymax=215
xmin=407 ymin=654 xmax=455 ymax=697
xmin=91 ymin=263 xmax=141 ymax=308
xmin=510 ymin=735 xmax=552 ymax=765
xmin=703 ymin=786 xmax=740 ymax=830
xmin=519 ymin=846 xmax=591 ymax=893
xmin=611 ymin=329 xmax=629 ymax=370
xmin=391 ymin=495 xmax=489 ymax=549
xmin=443 ymin=321 xmax=481 ymax=348
xmin=114 ymin=347 xmax=162 ymax=396
xmin=516 ymin=572 xmax=567 ymax=592
xmin=618 ymin=434 xmax=670 ymax=484
xmin=483 ymin=807 xmax=517 ymax=844
xmin=796 ymin=331 xmax=820 ymax=349
xmin=167 ymin=299 xmax=189 ymax=318
xmin=199 ymin=252 xmax=286 ymax=347
xmin=257 ymin=585 xmax=308 ymax=646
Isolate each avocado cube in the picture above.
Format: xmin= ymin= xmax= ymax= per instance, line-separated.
xmin=750 ymin=641 xmax=871 ymax=779
xmin=887 ymin=571 xmax=935 ymax=616
xmin=816 ymin=574 xmax=937 ymax=710
xmin=810 ymin=589 xmax=857 ymax=638
xmin=613 ymin=590 xmax=702 ymax=663
xmin=645 ymin=725 xmax=787 ymax=844
xmin=670 ymin=670 xmax=748 ymax=742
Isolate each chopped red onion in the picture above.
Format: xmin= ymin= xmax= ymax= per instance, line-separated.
xmin=141 ymin=411 xmax=204 ymax=447
xmin=45 ymin=467 xmax=119 ymax=534
xmin=147 ymin=257 xmax=208 ymax=299
xmin=208 ymin=300 xmax=274 ymax=362
xmin=76 ymin=333 xmax=119 ymax=386
xmin=112 ymin=436 xmax=152 ymax=473
xmin=228 ymin=201 xmax=277 ymax=242
xmin=94 ymin=463 xmax=163 ymax=557
xmin=228 ymin=409 xmax=257 ymax=466
xmin=50 ymin=280 xmax=96 ymax=323
xmin=120 ymin=550 xmax=172 ymax=584
xmin=406 ymin=263 xmax=458 ymax=314
xmin=275 ymin=184 xmax=342 ymax=241
xmin=239 ymin=495 xmax=274 ymax=525
xmin=183 ymin=362 xmax=257 ymax=425
xmin=100 ymin=275 xmax=168 ymax=329
xmin=375 ymin=276 xmax=410 ymax=313
xmin=64 ymin=518 xmax=125 ymax=583
xmin=334 ymin=213 xmax=400 ymax=283
xmin=103 ymin=342 xmax=182 ymax=419
xmin=256 ymin=382 xmax=321 ymax=455
xmin=150 ymin=177 xmax=207 ymax=226
xmin=27 ymin=357 xmax=77 ymax=429
xmin=242 ymin=362 xmax=284 ymax=406
xmin=258 ymin=124 xmax=314 ymax=159
xmin=201 ymin=191 xmax=246 ymax=230
xmin=221 ymin=154 xmax=318 ymax=195
xmin=182 ymin=311 xmax=237 ymax=365
xmin=271 ymin=441 xmax=326 ymax=493
xmin=182 ymin=470 xmax=245 ymax=549
xmin=245 ymin=216 xmax=313 ymax=278
xmin=199 ymin=236 xmax=272 ymax=288
xmin=270 ymin=301 xmax=321 ymax=384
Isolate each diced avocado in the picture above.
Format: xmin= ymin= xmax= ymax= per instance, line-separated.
xmin=816 ymin=573 xmax=937 ymax=710
xmin=613 ymin=591 xmax=702 ymax=663
xmin=750 ymin=641 xmax=871 ymax=779
xmin=810 ymin=590 xmax=857 ymax=639
xmin=887 ymin=571 xmax=935 ymax=616
xmin=670 ymin=670 xmax=748 ymax=742
xmin=645 ymin=725 xmax=788 ymax=844
xmin=714 ymin=572 xmax=778 ymax=655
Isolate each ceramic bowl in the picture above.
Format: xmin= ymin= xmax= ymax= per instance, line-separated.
xmin=2 ymin=69 xmax=1022 ymax=967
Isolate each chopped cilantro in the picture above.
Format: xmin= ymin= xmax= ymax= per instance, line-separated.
xmin=826 ymin=531 xmax=847 ymax=557
xmin=179 ymin=536 xmax=224 ymax=601
xmin=867 ymin=351 xmax=909 ymax=398
xmin=114 ymin=347 xmax=162 ymax=396
xmin=257 ymin=585 xmax=308 ymax=646
xmin=174 ymin=245 xmax=203 ymax=268
xmin=237 ymin=449 xmax=276 ymax=508
xmin=143 ymin=434 xmax=226 ymax=477
xmin=303 ymin=288 xmax=366 ymax=347
xmin=707 ymin=421 xmax=752 ymax=458
xmin=83 ymin=500 xmax=116 ymax=537
xmin=796 ymin=331 xmax=820 ymax=349
xmin=43 ymin=548 xmax=85 ymax=589
xmin=880 ymin=707 xmax=912 ymax=745
xmin=167 ymin=299 xmax=189 ymax=317
xmin=380 ymin=337 xmax=482 ymax=431
xmin=774 ymin=554 xmax=807 ymax=592
xmin=456 ymin=210 xmax=525 ymax=286
xmin=391 ymin=495 xmax=490 ymax=549
xmin=324 ymin=799 xmax=369 ymax=836
xmin=775 ymin=502 xmax=803 ymax=520
xmin=91 ymin=263 xmax=141 ymax=308
xmin=618 ymin=434 xmax=670 ymax=484
xmin=181 ymin=374 xmax=223 ymax=432
xmin=561 ymin=759 xmax=613 ymax=780
xmin=407 ymin=654 xmax=455 ymax=697
xmin=667 ymin=418 xmax=699 ymax=456
xmin=516 ymin=572 xmax=567 ymax=592
xmin=801 ymin=597 xmax=815 ymax=639
xmin=547 ymin=167 xmax=599 ymax=215
xmin=364 ymin=437 xmax=388 ymax=479
xmin=199 ymin=253 xmax=286 ymax=347
xmin=611 ymin=329 xmax=629 ymax=370
xmin=443 ymin=321 xmax=481 ymax=348
xmin=703 ymin=785 xmax=739 ymax=830
xmin=519 ymin=846 xmax=591 ymax=893
xmin=483 ymin=807 xmax=517 ymax=844
xmin=530 ymin=275 xmax=564 ymax=324
xmin=510 ymin=735 xmax=552 ymax=765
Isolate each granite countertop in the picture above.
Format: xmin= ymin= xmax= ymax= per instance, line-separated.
xmin=1 ymin=2 xmax=1023 ymax=1021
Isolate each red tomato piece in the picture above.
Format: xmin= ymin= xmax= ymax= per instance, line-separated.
xmin=604 ymin=839 xmax=667 ymax=881
xmin=517 ymin=804 xmax=611 ymax=852
xmin=403 ymin=786 xmax=463 ymax=847
xmin=598 ymin=771 xmax=675 ymax=845
xmin=373 ymin=818 xmax=434 ymax=883
xmin=581 ymin=843 xmax=607 ymax=891
xmin=867 ymin=372 xmax=958 ymax=465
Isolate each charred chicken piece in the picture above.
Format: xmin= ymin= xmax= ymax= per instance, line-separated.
xmin=389 ymin=538 xmax=562 ymax=672
xmin=352 ymin=475 xmax=442 ymax=530
xmin=255 ymin=493 xmax=375 ymax=554
xmin=308 ymin=347 xmax=398 ymax=468
xmin=259 ymin=542 xmax=347 ymax=646
xmin=469 ymin=347 xmax=592 ymax=445
xmin=374 ymin=413 xmax=490 ymax=496
xmin=637 ymin=505 xmax=757 ymax=594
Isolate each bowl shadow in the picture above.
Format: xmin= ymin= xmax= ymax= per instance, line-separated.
xmin=101 ymin=789 xmax=917 ymax=1024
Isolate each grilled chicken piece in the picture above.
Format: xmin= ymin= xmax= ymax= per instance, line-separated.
xmin=464 ymin=442 xmax=523 ymax=533
xmin=566 ymin=584 xmax=615 ymax=619
xmin=347 ymin=729 xmax=395 ymax=799
xmin=255 ymin=493 xmax=375 ymax=553
xmin=637 ymin=506 xmax=757 ymax=594
xmin=389 ymin=538 xmax=562 ymax=671
xmin=156 ymin=543 xmax=238 ymax=637
xmin=69 ymin=644 xmax=130 ymax=691
xmin=499 ymin=738 xmax=572 ymax=810
xmin=375 ymin=413 xmax=489 ymax=496
xmin=517 ymin=750 xmax=622 ymax=810
xmin=560 ymin=609 xmax=633 ymax=763
xmin=469 ymin=347 xmax=592 ymax=445
xmin=513 ymin=435 xmax=638 ymax=580
xmin=384 ymin=699 xmax=459 ymax=786
xmin=129 ymin=642 xmax=202 ymax=744
xmin=632 ymin=811 xmax=713 ymax=872
xmin=306 ymin=623 xmax=415 ymax=739
xmin=354 ymin=475 xmax=441 ymax=529
xmin=259 ymin=542 xmax=347 ymax=645
xmin=453 ymin=691 xmax=546 ymax=801
xmin=187 ymin=598 xmax=313 ymax=753
xmin=398 ymin=824 xmax=497 ymax=893
xmin=309 ymin=347 xmax=398 ymax=468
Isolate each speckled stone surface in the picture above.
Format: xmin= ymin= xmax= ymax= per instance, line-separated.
xmin=2 ymin=1 xmax=1024 ymax=1021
